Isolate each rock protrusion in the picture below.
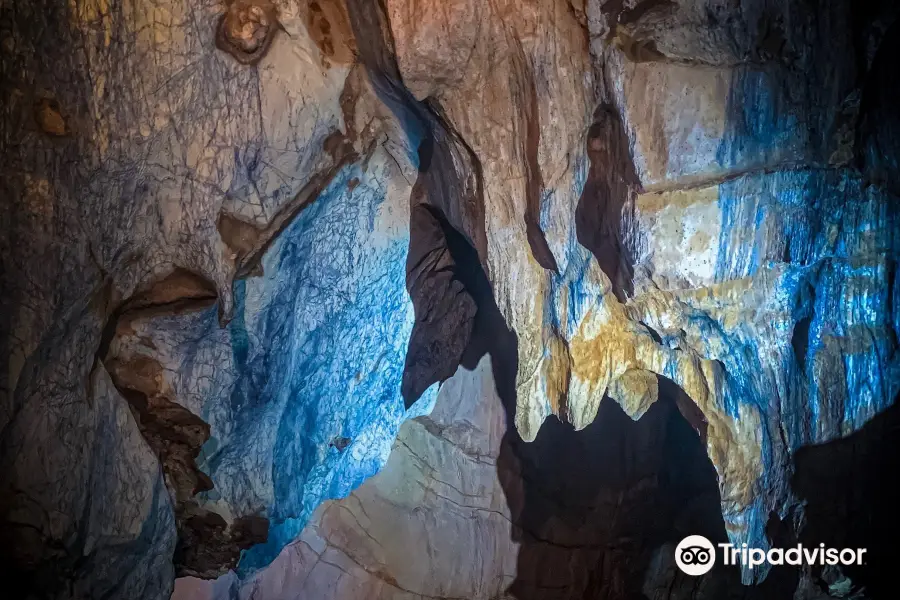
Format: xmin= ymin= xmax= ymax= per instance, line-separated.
xmin=216 ymin=0 xmax=279 ymax=65
xmin=33 ymin=97 xmax=67 ymax=136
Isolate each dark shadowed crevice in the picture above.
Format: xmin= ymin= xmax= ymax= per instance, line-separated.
xmin=402 ymin=203 xmax=478 ymax=405
xmin=640 ymin=321 xmax=664 ymax=344
xmin=790 ymin=277 xmax=817 ymax=376
xmin=97 ymin=268 xmax=268 ymax=579
xmin=576 ymin=104 xmax=640 ymax=302
xmin=857 ymin=13 xmax=900 ymax=195
xmin=345 ymin=0 xmax=487 ymax=409
xmin=791 ymin=315 xmax=812 ymax=373
xmin=793 ymin=395 xmax=900 ymax=600
xmin=659 ymin=375 xmax=709 ymax=447
xmin=401 ymin=111 xmax=486 ymax=406
xmin=519 ymin=44 xmax=560 ymax=273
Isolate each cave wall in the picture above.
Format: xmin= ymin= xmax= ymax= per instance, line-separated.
xmin=174 ymin=356 xmax=515 ymax=600
xmin=372 ymin=0 xmax=899 ymax=583
xmin=2 ymin=0 xmax=439 ymax=594
xmin=1 ymin=0 xmax=898 ymax=599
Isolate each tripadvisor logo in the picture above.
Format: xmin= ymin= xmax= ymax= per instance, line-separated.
xmin=675 ymin=535 xmax=867 ymax=576
xmin=675 ymin=535 xmax=717 ymax=575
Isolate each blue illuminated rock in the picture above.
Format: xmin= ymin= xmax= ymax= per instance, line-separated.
xmin=106 ymin=138 xmax=437 ymax=574
xmin=2 ymin=0 xmax=898 ymax=598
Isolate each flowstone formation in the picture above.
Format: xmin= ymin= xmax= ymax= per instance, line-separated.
xmin=1 ymin=0 xmax=898 ymax=599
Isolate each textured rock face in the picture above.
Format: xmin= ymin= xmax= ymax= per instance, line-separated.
xmin=380 ymin=0 xmax=899 ymax=581
xmin=174 ymin=356 xmax=515 ymax=600
xmin=2 ymin=0 xmax=898 ymax=599
xmin=167 ymin=353 xmax=785 ymax=599
xmin=2 ymin=0 xmax=436 ymax=594
xmin=105 ymin=135 xmax=432 ymax=576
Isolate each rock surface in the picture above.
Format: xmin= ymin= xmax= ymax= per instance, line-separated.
xmin=2 ymin=0 xmax=898 ymax=598
xmin=167 ymin=353 xmax=812 ymax=599
xmin=2 ymin=0 xmax=439 ymax=593
xmin=379 ymin=0 xmax=898 ymax=581
xmin=174 ymin=356 xmax=515 ymax=600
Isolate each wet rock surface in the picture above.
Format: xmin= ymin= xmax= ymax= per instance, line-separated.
xmin=1 ymin=0 xmax=898 ymax=599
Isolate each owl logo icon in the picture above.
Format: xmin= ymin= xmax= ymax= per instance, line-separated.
xmin=675 ymin=535 xmax=716 ymax=575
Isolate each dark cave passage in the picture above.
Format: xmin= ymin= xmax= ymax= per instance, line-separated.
xmin=498 ymin=393 xmax=728 ymax=600
xmin=451 ymin=234 xmax=821 ymax=599
xmin=792 ymin=395 xmax=900 ymax=600
xmin=454 ymin=235 xmax=743 ymax=599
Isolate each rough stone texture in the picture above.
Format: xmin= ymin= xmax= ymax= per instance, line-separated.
xmin=384 ymin=0 xmax=599 ymax=445
xmin=172 ymin=356 xmax=513 ymax=600
xmin=2 ymin=359 xmax=176 ymax=600
xmin=380 ymin=0 xmax=899 ymax=584
xmin=105 ymin=133 xmax=440 ymax=575
xmin=2 ymin=0 xmax=898 ymax=598
xmin=169 ymin=353 xmax=824 ymax=599
xmin=174 ymin=356 xmax=515 ymax=600
xmin=1 ymin=0 xmax=442 ymax=593
xmin=216 ymin=0 xmax=280 ymax=65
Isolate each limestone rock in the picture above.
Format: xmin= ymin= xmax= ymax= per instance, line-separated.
xmin=171 ymin=356 xmax=513 ymax=600
xmin=2 ymin=362 xmax=176 ymax=600
xmin=2 ymin=0 xmax=436 ymax=592
xmin=216 ymin=0 xmax=280 ymax=65
xmin=378 ymin=0 xmax=898 ymax=585
xmin=170 ymin=353 xmax=785 ymax=599
xmin=2 ymin=0 xmax=898 ymax=597
xmin=104 ymin=130 xmax=438 ymax=575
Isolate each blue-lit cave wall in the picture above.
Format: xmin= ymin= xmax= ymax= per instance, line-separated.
xmin=714 ymin=169 xmax=898 ymax=440
xmin=108 ymin=147 xmax=437 ymax=572
xmin=706 ymin=169 xmax=897 ymax=560
xmin=3 ymin=0 xmax=899 ymax=597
